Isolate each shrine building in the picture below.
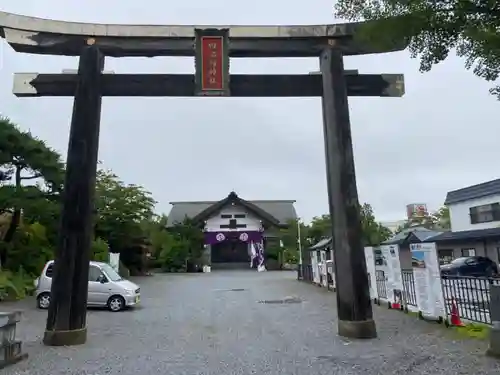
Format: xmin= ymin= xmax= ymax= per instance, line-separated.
xmin=166 ymin=192 xmax=297 ymax=269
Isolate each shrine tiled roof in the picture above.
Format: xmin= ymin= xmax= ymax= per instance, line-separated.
xmin=166 ymin=192 xmax=297 ymax=227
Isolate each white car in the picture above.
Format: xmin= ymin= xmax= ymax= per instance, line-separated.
xmin=34 ymin=260 xmax=141 ymax=312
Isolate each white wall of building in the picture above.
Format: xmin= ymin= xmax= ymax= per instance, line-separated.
xmin=449 ymin=193 xmax=500 ymax=232
xmin=204 ymin=204 xmax=262 ymax=232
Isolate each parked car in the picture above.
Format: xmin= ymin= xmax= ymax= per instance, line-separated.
xmin=440 ymin=256 xmax=499 ymax=277
xmin=34 ymin=260 xmax=141 ymax=312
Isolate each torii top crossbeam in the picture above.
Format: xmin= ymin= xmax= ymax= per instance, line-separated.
xmin=0 ymin=11 xmax=405 ymax=57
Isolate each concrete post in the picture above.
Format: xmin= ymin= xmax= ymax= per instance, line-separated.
xmin=487 ymin=284 xmax=500 ymax=358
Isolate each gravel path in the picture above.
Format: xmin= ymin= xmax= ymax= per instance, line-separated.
xmin=1 ymin=271 xmax=499 ymax=375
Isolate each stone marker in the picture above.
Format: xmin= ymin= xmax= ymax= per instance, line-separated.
xmin=0 ymin=311 xmax=28 ymax=369
xmin=487 ymin=284 xmax=500 ymax=358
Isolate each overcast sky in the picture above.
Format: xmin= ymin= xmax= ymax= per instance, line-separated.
xmin=1 ymin=1 xmax=499 ymax=223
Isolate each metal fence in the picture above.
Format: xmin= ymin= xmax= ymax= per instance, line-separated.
xmin=401 ymin=269 xmax=417 ymax=307
xmin=298 ymin=262 xmax=500 ymax=326
xmin=375 ymin=270 xmax=387 ymax=299
xmin=441 ymin=275 xmax=500 ymax=324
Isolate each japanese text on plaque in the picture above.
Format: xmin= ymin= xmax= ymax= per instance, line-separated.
xmin=201 ymin=37 xmax=224 ymax=90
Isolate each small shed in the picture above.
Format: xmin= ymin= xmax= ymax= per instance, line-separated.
xmin=308 ymin=237 xmax=333 ymax=286
xmin=381 ymin=227 xmax=444 ymax=269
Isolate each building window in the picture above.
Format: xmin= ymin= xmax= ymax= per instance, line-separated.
xmin=234 ymin=214 xmax=246 ymax=219
xmin=438 ymin=249 xmax=454 ymax=265
xmin=470 ymin=203 xmax=500 ymax=224
xmin=461 ymin=248 xmax=476 ymax=257
xmin=220 ymin=223 xmax=247 ymax=229
xmin=220 ymin=214 xmax=232 ymax=219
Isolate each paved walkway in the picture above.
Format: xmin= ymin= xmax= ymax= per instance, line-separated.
xmin=2 ymin=271 xmax=500 ymax=375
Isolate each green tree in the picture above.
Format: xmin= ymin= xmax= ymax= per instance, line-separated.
xmin=278 ymin=219 xmax=310 ymax=264
xmin=91 ymin=237 xmax=110 ymax=262
xmin=0 ymin=117 xmax=64 ymax=264
xmin=307 ymin=204 xmax=391 ymax=246
xmin=335 ymin=0 xmax=500 ymax=98
xmin=360 ymin=203 xmax=393 ymax=245
xmin=158 ymin=218 xmax=204 ymax=271
xmin=5 ymin=222 xmax=53 ymax=276
xmin=432 ymin=205 xmax=451 ymax=229
xmin=308 ymin=214 xmax=332 ymax=244
xmin=92 ymin=169 xmax=157 ymax=274
xmin=94 ymin=168 xmax=156 ymax=254
xmin=394 ymin=206 xmax=450 ymax=233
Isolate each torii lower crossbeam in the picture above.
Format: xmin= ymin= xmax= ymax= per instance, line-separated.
xmin=13 ymin=73 xmax=404 ymax=97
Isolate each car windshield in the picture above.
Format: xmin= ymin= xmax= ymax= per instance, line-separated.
xmin=100 ymin=264 xmax=123 ymax=282
xmin=450 ymin=257 xmax=469 ymax=265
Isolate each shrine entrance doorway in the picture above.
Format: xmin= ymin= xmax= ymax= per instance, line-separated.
xmin=211 ymin=239 xmax=250 ymax=270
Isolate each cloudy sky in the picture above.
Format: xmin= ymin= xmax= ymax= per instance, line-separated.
xmin=1 ymin=1 xmax=499 ymax=223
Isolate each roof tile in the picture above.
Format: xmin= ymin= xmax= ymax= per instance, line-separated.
xmin=445 ymin=178 xmax=500 ymax=205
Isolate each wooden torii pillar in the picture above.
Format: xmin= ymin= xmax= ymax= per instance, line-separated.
xmin=1 ymin=12 xmax=406 ymax=345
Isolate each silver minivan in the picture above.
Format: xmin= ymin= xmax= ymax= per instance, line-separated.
xmin=35 ymin=260 xmax=141 ymax=312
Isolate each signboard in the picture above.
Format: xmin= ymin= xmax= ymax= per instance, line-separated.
xmin=109 ymin=252 xmax=120 ymax=273
xmin=410 ymin=242 xmax=446 ymax=320
xmin=380 ymin=244 xmax=403 ymax=308
xmin=364 ymin=247 xmax=378 ymax=300
xmin=406 ymin=203 xmax=428 ymax=220
xmin=195 ymin=29 xmax=229 ymax=96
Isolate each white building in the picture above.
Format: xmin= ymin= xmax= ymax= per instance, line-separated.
xmin=166 ymin=192 xmax=297 ymax=270
xmin=428 ymin=178 xmax=500 ymax=264
xmin=446 ymin=179 xmax=500 ymax=232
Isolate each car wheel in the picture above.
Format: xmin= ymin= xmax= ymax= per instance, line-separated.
xmin=37 ymin=293 xmax=51 ymax=309
xmin=107 ymin=295 xmax=125 ymax=312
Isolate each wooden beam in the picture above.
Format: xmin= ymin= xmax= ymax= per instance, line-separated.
xmin=0 ymin=13 xmax=407 ymax=57
xmin=13 ymin=73 xmax=405 ymax=97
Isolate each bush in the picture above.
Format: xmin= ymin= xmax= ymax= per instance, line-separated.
xmin=91 ymin=237 xmax=109 ymax=262
xmin=0 ymin=268 xmax=35 ymax=301
xmin=5 ymin=222 xmax=54 ymax=276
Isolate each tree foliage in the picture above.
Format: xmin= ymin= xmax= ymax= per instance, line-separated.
xmin=94 ymin=168 xmax=156 ymax=254
xmin=277 ymin=203 xmax=392 ymax=264
xmin=395 ymin=205 xmax=451 ymax=233
xmin=0 ymin=116 xmax=175 ymax=291
xmin=335 ymin=0 xmax=500 ymax=98
xmin=0 ymin=117 xmax=65 ymax=265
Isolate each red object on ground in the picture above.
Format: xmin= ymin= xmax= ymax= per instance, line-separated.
xmin=450 ymin=298 xmax=464 ymax=326
xmin=391 ymin=301 xmax=401 ymax=309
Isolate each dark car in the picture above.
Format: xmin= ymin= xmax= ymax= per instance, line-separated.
xmin=440 ymin=256 xmax=498 ymax=277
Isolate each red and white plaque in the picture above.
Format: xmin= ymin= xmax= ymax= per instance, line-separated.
xmin=200 ymin=36 xmax=224 ymax=91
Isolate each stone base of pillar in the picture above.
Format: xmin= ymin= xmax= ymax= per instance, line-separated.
xmin=43 ymin=327 xmax=87 ymax=346
xmin=337 ymin=319 xmax=377 ymax=339
xmin=486 ymin=328 xmax=500 ymax=359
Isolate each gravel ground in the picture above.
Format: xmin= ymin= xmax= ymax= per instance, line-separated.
xmin=1 ymin=270 xmax=499 ymax=375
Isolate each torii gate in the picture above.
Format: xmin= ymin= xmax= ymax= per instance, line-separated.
xmin=0 ymin=11 xmax=405 ymax=346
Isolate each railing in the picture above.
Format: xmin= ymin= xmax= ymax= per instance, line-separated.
xmin=375 ymin=270 xmax=387 ymax=299
xmin=401 ymin=269 xmax=417 ymax=307
xmin=441 ymin=275 xmax=500 ymax=324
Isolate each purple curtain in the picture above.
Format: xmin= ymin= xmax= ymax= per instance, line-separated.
xmin=204 ymin=231 xmax=262 ymax=245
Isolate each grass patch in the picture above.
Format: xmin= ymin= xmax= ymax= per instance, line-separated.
xmin=378 ymin=304 xmax=491 ymax=341
xmin=450 ymin=323 xmax=490 ymax=340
